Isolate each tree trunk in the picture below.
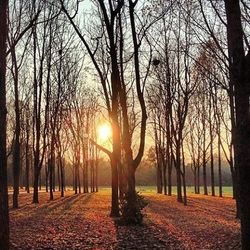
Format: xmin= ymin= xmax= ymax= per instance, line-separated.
xmin=194 ymin=165 xmax=198 ymax=194
xmin=176 ymin=144 xmax=182 ymax=202
xmin=33 ymin=166 xmax=39 ymax=203
xmin=218 ymin=133 xmax=222 ymax=197
xmin=126 ymin=164 xmax=137 ymax=221
xmin=210 ymin=123 xmax=215 ymax=196
xmin=84 ymin=150 xmax=88 ymax=194
xmin=110 ymin=156 xmax=119 ymax=217
xmin=197 ymin=165 xmax=200 ymax=194
xmin=74 ymin=163 xmax=78 ymax=194
xmin=39 ymin=174 xmax=42 ymax=191
xmin=157 ymin=162 xmax=163 ymax=194
xmin=78 ymin=160 xmax=81 ymax=194
xmin=163 ymin=164 xmax=167 ymax=195
xmin=168 ymin=158 xmax=172 ymax=196
xmin=58 ymin=159 xmax=61 ymax=192
xmin=13 ymin=140 xmax=20 ymax=208
xmin=49 ymin=158 xmax=53 ymax=200
xmin=95 ymin=156 xmax=99 ymax=192
xmin=0 ymin=0 xmax=9 ymax=247
xmin=45 ymin=161 xmax=48 ymax=193
xmin=12 ymin=47 xmax=20 ymax=208
xmin=60 ymin=158 xmax=64 ymax=197
xmin=203 ymin=161 xmax=208 ymax=195
xmin=225 ymin=0 xmax=250 ymax=247
xmin=25 ymin=143 xmax=30 ymax=193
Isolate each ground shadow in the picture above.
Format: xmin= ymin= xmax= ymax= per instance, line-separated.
xmin=114 ymin=218 xmax=177 ymax=250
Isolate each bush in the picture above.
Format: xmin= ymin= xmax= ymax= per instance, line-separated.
xmin=119 ymin=191 xmax=148 ymax=225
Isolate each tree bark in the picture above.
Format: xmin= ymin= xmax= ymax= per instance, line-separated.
xmin=224 ymin=0 xmax=250 ymax=247
xmin=12 ymin=46 xmax=20 ymax=208
xmin=0 ymin=0 xmax=9 ymax=248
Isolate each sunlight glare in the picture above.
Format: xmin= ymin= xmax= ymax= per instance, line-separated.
xmin=98 ymin=123 xmax=112 ymax=141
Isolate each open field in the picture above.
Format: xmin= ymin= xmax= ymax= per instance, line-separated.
xmin=9 ymin=188 xmax=240 ymax=250
xmin=136 ymin=186 xmax=234 ymax=197
xmin=8 ymin=186 xmax=234 ymax=197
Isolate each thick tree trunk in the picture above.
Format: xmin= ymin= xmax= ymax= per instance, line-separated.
xmin=109 ymin=70 xmax=121 ymax=217
xmin=228 ymin=81 xmax=240 ymax=217
xmin=157 ymin=162 xmax=163 ymax=194
xmin=33 ymin=167 xmax=39 ymax=203
xmin=0 ymin=0 xmax=9 ymax=248
xmin=126 ymin=163 xmax=137 ymax=221
xmin=225 ymin=0 xmax=250 ymax=247
xmin=110 ymin=156 xmax=119 ymax=217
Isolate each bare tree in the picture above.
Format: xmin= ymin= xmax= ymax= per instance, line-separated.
xmin=0 ymin=0 xmax=9 ymax=248
xmin=224 ymin=1 xmax=250 ymax=247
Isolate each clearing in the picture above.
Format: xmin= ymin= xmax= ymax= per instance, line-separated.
xmin=9 ymin=189 xmax=240 ymax=249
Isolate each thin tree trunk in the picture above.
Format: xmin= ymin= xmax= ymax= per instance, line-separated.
xmin=95 ymin=156 xmax=98 ymax=192
xmin=49 ymin=158 xmax=53 ymax=200
xmin=209 ymin=84 xmax=215 ymax=197
xmin=12 ymin=47 xmax=21 ymax=209
xmin=176 ymin=144 xmax=182 ymax=202
xmin=60 ymin=158 xmax=64 ymax=197
xmin=218 ymin=132 xmax=223 ymax=197
xmin=182 ymin=144 xmax=187 ymax=205
xmin=197 ymin=165 xmax=200 ymax=194
xmin=25 ymin=139 xmax=30 ymax=193
xmin=168 ymin=157 xmax=172 ymax=196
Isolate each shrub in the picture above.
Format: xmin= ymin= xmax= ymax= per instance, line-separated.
xmin=119 ymin=191 xmax=148 ymax=225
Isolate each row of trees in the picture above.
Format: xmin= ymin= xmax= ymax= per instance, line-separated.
xmin=147 ymin=0 xmax=250 ymax=248
xmin=1 ymin=1 xmax=101 ymax=248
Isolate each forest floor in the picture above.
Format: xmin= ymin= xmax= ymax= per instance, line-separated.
xmin=9 ymin=189 xmax=241 ymax=250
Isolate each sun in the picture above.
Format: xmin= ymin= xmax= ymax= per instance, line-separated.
xmin=98 ymin=123 xmax=112 ymax=141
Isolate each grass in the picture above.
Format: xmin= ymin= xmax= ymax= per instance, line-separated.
xmin=97 ymin=186 xmax=234 ymax=197
xmin=11 ymin=185 xmax=234 ymax=197
xmin=136 ymin=186 xmax=233 ymax=197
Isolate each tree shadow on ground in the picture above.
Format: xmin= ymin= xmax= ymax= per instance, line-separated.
xmin=114 ymin=218 xmax=178 ymax=250
xmin=10 ymin=193 xmax=94 ymax=250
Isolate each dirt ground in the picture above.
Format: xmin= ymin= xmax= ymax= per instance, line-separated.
xmin=9 ymin=190 xmax=241 ymax=250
